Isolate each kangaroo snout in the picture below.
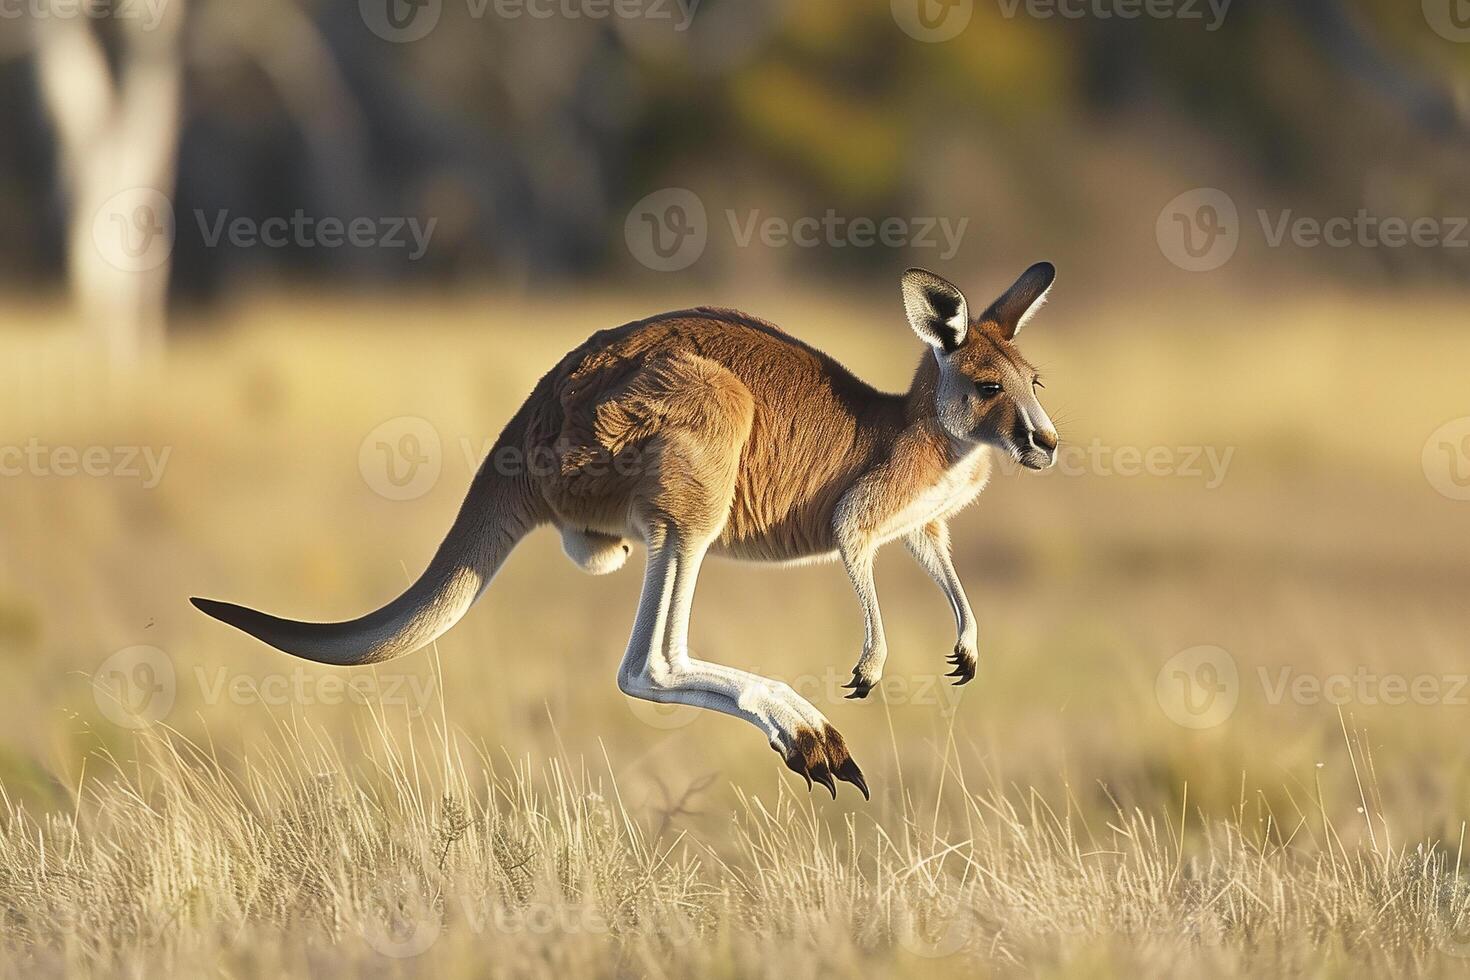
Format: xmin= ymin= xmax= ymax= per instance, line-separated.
xmin=1022 ymin=427 xmax=1059 ymax=469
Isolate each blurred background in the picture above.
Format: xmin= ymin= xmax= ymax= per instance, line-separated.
xmin=2 ymin=0 xmax=1470 ymax=864
xmin=2 ymin=0 xmax=1468 ymax=336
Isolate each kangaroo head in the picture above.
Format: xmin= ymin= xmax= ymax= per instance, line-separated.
xmin=901 ymin=263 xmax=1059 ymax=469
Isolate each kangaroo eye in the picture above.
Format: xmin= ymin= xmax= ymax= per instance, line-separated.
xmin=1033 ymin=378 xmax=1045 ymax=389
xmin=975 ymin=382 xmax=1003 ymax=398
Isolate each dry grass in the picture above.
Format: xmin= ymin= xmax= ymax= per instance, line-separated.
xmin=5 ymin=714 xmax=1470 ymax=978
xmin=1 ymin=283 xmax=1469 ymax=977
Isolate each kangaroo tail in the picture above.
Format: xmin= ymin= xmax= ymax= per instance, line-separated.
xmin=191 ymin=446 xmax=539 ymax=666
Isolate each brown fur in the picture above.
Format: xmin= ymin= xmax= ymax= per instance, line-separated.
xmin=511 ymin=305 xmax=1047 ymax=562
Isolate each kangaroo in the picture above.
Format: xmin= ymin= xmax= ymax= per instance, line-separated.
xmin=192 ymin=264 xmax=1060 ymax=801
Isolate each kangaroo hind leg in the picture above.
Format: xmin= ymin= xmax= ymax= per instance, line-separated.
xmin=611 ymin=354 xmax=868 ymax=799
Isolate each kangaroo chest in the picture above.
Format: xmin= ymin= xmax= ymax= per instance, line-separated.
xmin=872 ymin=449 xmax=992 ymax=544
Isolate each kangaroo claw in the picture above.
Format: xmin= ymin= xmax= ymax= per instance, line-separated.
xmin=947 ymin=643 xmax=977 ymax=686
xmin=843 ymin=668 xmax=877 ymax=700
xmin=775 ymin=724 xmax=869 ymax=801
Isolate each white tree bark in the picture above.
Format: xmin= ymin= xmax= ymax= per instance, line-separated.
xmin=33 ymin=0 xmax=186 ymax=367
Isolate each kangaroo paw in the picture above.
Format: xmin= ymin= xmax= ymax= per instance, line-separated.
xmin=775 ymin=724 xmax=869 ymax=801
xmin=841 ymin=665 xmax=880 ymax=700
xmin=946 ymin=642 xmax=977 ymax=686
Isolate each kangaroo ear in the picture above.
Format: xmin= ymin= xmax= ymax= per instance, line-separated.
xmin=901 ymin=268 xmax=969 ymax=353
xmin=981 ymin=262 xmax=1056 ymax=340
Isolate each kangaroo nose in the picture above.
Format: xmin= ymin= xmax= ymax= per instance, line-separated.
xmin=1029 ymin=427 xmax=1059 ymax=456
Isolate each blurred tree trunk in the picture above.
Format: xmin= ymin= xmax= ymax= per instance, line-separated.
xmin=33 ymin=0 xmax=185 ymax=367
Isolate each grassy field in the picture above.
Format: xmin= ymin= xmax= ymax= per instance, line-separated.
xmin=2 ymin=283 xmax=1469 ymax=977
